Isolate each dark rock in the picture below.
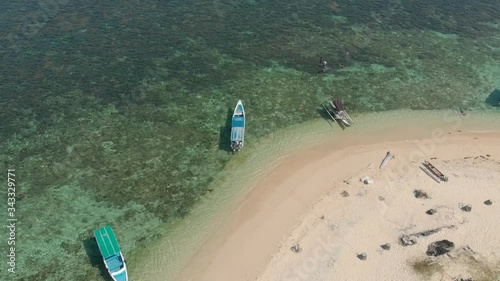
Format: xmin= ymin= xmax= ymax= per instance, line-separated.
xmin=401 ymin=235 xmax=417 ymax=246
xmin=426 ymin=209 xmax=437 ymax=215
xmin=461 ymin=205 xmax=472 ymax=212
xmin=484 ymin=200 xmax=493 ymax=206
xmin=378 ymin=196 xmax=385 ymax=201
xmin=357 ymin=253 xmax=367 ymax=260
xmin=381 ymin=243 xmax=391 ymax=250
xmin=362 ymin=176 xmax=374 ymax=185
xmin=426 ymin=240 xmax=455 ymax=256
xmin=319 ymin=215 xmax=325 ymax=220
xmin=290 ymin=244 xmax=302 ymax=253
xmin=340 ymin=190 xmax=350 ymax=197
xmin=414 ymin=189 xmax=430 ymax=199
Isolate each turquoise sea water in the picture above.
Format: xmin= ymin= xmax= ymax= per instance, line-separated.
xmin=0 ymin=0 xmax=499 ymax=280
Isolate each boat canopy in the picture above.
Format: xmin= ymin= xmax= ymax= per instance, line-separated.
xmin=95 ymin=225 xmax=121 ymax=259
xmin=106 ymin=255 xmax=123 ymax=271
xmin=231 ymin=112 xmax=245 ymax=142
xmin=232 ymin=115 xmax=245 ymax=128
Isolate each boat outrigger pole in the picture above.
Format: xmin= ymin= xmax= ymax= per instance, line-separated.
xmin=322 ymin=104 xmax=338 ymax=124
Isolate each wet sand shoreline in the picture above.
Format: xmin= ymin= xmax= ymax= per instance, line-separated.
xmin=131 ymin=110 xmax=500 ymax=281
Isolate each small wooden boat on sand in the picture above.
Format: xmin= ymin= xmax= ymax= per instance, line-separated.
xmin=420 ymin=166 xmax=440 ymax=183
xmin=230 ymin=100 xmax=245 ymax=151
xmin=94 ymin=226 xmax=128 ymax=281
xmin=323 ymin=99 xmax=353 ymax=127
xmin=422 ymin=161 xmax=448 ymax=182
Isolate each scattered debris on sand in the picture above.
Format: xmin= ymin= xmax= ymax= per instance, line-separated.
xmin=381 ymin=243 xmax=391 ymax=250
xmin=452 ymin=277 xmax=473 ymax=281
xmin=426 ymin=209 xmax=437 ymax=215
xmin=401 ymin=235 xmax=417 ymax=246
xmin=290 ymin=244 xmax=302 ymax=253
xmin=402 ymin=225 xmax=457 ymax=246
xmin=460 ymin=204 xmax=472 ymax=212
xmin=426 ymin=240 xmax=455 ymax=256
xmin=361 ymin=176 xmax=374 ymax=185
xmin=414 ymin=189 xmax=430 ymax=199
xmin=357 ymin=253 xmax=367 ymax=260
xmin=411 ymin=225 xmax=457 ymax=238
xmin=340 ymin=190 xmax=350 ymax=197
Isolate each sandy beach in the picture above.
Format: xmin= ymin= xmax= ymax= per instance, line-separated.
xmin=175 ymin=117 xmax=500 ymax=281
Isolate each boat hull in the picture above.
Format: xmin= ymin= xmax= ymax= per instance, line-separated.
xmin=110 ymin=259 xmax=128 ymax=281
xmin=94 ymin=226 xmax=128 ymax=281
xmin=230 ymin=100 xmax=245 ymax=151
xmin=325 ymin=99 xmax=353 ymax=127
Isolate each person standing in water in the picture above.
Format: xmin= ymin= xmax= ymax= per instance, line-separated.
xmin=345 ymin=51 xmax=351 ymax=62
xmin=319 ymin=57 xmax=328 ymax=72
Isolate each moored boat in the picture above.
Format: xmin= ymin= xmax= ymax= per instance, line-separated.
xmin=94 ymin=226 xmax=128 ymax=281
xmin=323 ymin=99 xmax=353 ymax=127
xmin=230 ymin=100 xmax=245 ymax=151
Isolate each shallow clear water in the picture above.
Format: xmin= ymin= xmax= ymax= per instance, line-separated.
xmin=0 ymin=0 xmax=499 ymax=280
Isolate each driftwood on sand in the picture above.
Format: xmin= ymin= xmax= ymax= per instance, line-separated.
xmin=379 ymin=151 xmax=394 ymax=169
xmin=401 ymin=225 xmax=457 ymax=246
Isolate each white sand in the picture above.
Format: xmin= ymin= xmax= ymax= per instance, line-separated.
xmin=176 ymin=127 xmax=500 ymax=281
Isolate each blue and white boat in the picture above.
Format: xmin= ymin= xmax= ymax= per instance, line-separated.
xmin=94 ymin=226 xmax=128 ymax=281
xmin=230 ymin=100 xmax=245 ymax=151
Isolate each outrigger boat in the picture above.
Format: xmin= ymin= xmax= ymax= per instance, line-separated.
xmin=230 ymin=100 xmax=245 ymax=151
xmin=420 ymin=166 xmax=440 ymax=183
xmin=94 ymin=226 xmax=128 ymax=281
xmin=323 ymin=99 xmax=353 ymax=127
xmin=422 ymin=161 xmax=448 ymax=182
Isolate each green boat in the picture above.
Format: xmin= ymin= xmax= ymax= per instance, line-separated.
xmin=94 ymin=226 xmax=128 ymax=281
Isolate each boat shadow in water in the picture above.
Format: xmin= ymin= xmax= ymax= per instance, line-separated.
xmin=82 ymin=237 xmax=114 ymax=281
xmin=219 ymin=107 xmax=234 ymax=152
xmin=485 ymin=89 xmax=500 ymax=107
xmin=316 ymin=108 xmax=347 ymax=131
